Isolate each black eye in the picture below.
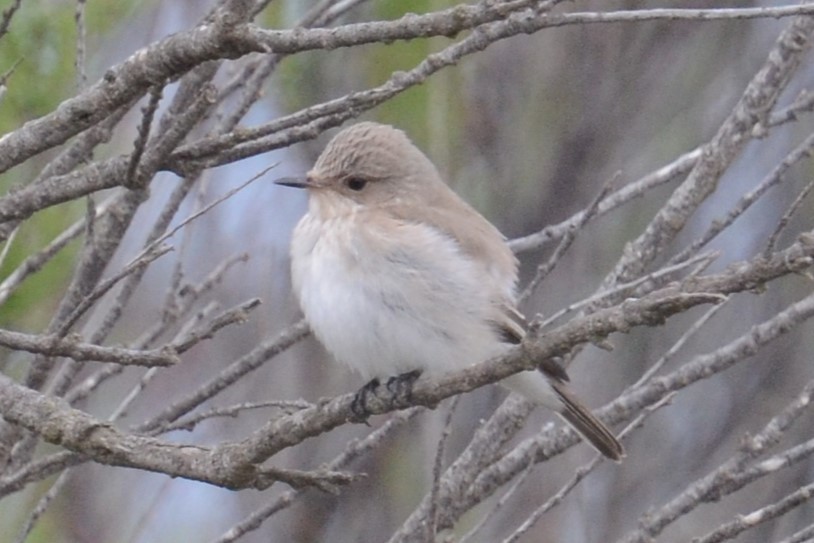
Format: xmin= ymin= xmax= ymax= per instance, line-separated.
xmin=345 ymin=177 xmax=368 ymax=191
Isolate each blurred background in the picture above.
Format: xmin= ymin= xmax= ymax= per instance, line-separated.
xmin=0 ymin=1 xmax=813 ymax=542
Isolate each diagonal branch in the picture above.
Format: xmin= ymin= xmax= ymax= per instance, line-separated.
xmin=603 ymin=14 xmax=814 ymax=287
xmin=226 ymin=234 xmax=814 ymax=465
xmin=0 ymin=233 xmax=810 ymax=492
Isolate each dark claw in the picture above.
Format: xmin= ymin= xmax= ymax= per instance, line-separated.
xmin=385 ymin=370 xmax=421 ymax=405
xmin=351 ymin=378 xmax=380 ymax=423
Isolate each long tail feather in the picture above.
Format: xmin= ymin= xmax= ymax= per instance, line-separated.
xmin=553 ymin=382 xmax=624 ymax=462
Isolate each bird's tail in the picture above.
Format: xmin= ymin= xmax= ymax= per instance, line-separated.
xmin=552 ymin=382 xmax=624 ymax=462
xmin=503 ymin=372 xmax=624 ymax=462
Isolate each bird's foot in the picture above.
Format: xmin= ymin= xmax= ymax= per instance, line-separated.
xmin=351 ymin=378 xmax=380 ymax=423
xmin=385 ymin=370 xmax=421 ymax=405
xmin=350 ymin=371 xmax=421 ymax=423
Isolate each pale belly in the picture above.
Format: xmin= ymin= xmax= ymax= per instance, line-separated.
xmin=291 ymin=216 xmax=503 ymax=381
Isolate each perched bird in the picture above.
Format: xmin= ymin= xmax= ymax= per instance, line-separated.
xmin=276 ymin=122 xmax=623 ymax=461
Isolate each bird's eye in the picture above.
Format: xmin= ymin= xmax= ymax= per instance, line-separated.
xmin=345 ymin=177 xmax=368 ymax=191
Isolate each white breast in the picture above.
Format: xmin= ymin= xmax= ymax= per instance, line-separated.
xmin=290 ymin=210 xmax=505 ymax=381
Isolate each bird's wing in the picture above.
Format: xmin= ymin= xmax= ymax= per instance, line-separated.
xmin=387 ymin=185 xmax=570 ymax=384
xmin=387 ymin=187 xmax=518 ymax=299
xmin=492 ymin=306 xmax=571 ymax=383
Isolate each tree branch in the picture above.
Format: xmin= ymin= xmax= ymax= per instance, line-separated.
xmin=0 ymin=330 xmax=178 ymax=367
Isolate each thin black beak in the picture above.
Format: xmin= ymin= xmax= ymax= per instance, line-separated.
xmin=274 ymin=176 xmax=310 ymax=189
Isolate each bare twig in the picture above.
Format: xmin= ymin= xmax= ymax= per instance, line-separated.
xmin=395 ymin=392 xmax=537 ymax=543
xmin=0 ymin=0 xmax=23 ymax=41
xmin=428 ymin=397 xmax=459 ymax=541
xmin=0 ymin=224 xmax=18 ymax=271
xmin=59 ymin=244 xmax=174 ymax=335
xmin=537 ymin=251 xmax=718 ymax=329
xmin=775 ymin=523 xmax=814 ymax=543
xmin=671 ymin=131 xmax=814 ymax=266
xmin=63 ymin=252 xmax=250 ymax=407
xmin=165 ymin=399 xmax=314 ymax=433
xmin=0 ymin=451 xmax=81 ymax=499
xmin=0 ymin=329 xmax=178 ymax=367
xmin=125 ymin=86 xmax=165 ymax=188
xmin=509 ymin=148 xmax=702 ymax=254
xmin=12 ymin=470 xmax=71 ymax=543
xmin=141 ymin=163 xmax=277 ymax=258
xmin=502 ymin=394 xmax=673 ymax=543
xmin=539 ymin=4 xmax=814 ymax=27
xmin=519 ymin=174 xmax=617 ymax=302
xmin=619 ymin=383 xmax=814 ymax=542
xmin=631 ymin=301 xmax=728 ymax=388
xmin=698 ymin=484 xmax=814 ymax=543
xmin=765 ymin=175 xmax=814 ymax=256
xmin=213 ymin=408 xmax=421 ymax=543
xmin=172 ymin=298 xmax=261 ymax=354
xmin=604 ymin=15 xmax=814 ymax=287
xmin=74 ymin=0 xmax=87 ymax=89
xmin=136 ymin=319 xmax=310 ymax=434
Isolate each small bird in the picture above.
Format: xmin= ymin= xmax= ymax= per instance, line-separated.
xmin=276 ymin=122 xmax=624 ymax=461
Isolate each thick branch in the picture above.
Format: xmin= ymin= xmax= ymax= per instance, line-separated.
xmin=0 ymin=373 xmax=348 ymax=490
xmin=0 ymin=22 xmax=263 ymax=173
xmin=225 ymin=234 xmax=814 ymax=465
xmin=0 ymin=234 xmax=810 ymax=491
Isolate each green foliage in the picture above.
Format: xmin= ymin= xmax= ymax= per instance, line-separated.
xmin=0 ymin=1 xmax=141 ymax=134
xmin=369 ymin=0 xmax=460 ymax=144
xmin=0 ymin=202 xmax=83 ymax=329
xmin=0 ymin=8 xmax=74 ymax=132
xmin=274 ymin=0 xmax=463 ymax=150
xmin=0 ymin=1 xmax=140 ymax=329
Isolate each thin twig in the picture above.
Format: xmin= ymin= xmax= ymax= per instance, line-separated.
xmin=141 ymin=162 xmax=277 ymax=257
xmin=632 ymin=301 xmax=728 ymax=389
xmin=172 ymin=298 xmax=261 ymax=354
xmin=619 ymin=379 xmax=814 ymax=543
xmin=509 ymin=148 xmax=701 ymax=254
xmin=519 ymin=174 xmax=617 ymax=302
xmin=768 ymin=89 xmax=814 ymax=127
xmin=74 ymin=0 xmax=87 ymax=89
xmin=0 ymin=224 xmax=18 ymax=270
xmin=125 ymin=86 xmax=164 ymax=188
xmin=59 ymin=244 xmax=174 ymax=335
xmin=458 ymin=454 xmax=539 ymax=543
xmin=165 ymin=399 xmax=314 ymax=433
xmin=428 ymin=397 xmax=459 ymax=541
xmin=213 ymin=408 xmax=421 ymax=543
xmin=12 ymin=470 xmax=71 ymax=543
xmin=0 ymin=0 xmax=23 ymax=41
xmin=671 ymin=131 xmax=814 ymax=266
xmin=765 ymin=175 xmax=814 ymax=256
xmin=502 ymin=394 xmax=674 ymax=543
xmin=537 ymin=251 xmax=718 ymax=329
xmin=0 ymin=452 xmax=81 ymax=499
xmin=0 ymin=329 xmax=178 ymax=366
xmin=136 ymin=319 xmax=310 ymax=434
xmin=694 ymin=481 xmax=814 ymax=543
xmin=539 ymin=4 xmax=814 ymax=27
xmin=0 ymin=196 xmax=114 ymax=306
xmin=775 ymin=522 xmax=814 ymax=543
xmin=63 ymin=252 xmax=250 ymax=406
